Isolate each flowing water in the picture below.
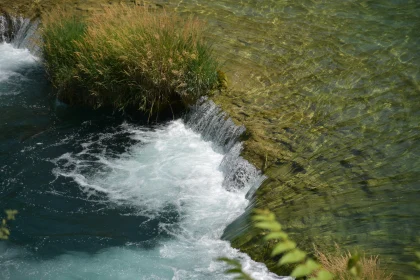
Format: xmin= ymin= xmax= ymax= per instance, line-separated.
xmin=155 ymin=0 xmax=420 ymax=277
xmin=0 ymin=33 xmax=287 ymax=279
xmin=1 ymin=0 xmax=420 ymax=278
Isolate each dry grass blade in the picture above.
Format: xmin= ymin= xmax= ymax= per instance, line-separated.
xmin=313 ymin=245 xmax=393 ymax=280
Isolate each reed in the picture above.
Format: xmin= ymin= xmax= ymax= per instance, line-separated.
xmin=41 ymin=5 xmax=219 ymax=117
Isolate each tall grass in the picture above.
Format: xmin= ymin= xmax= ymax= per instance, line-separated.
xmin=41 ymin=5 xmax=219 ymax=117
xmin=41 ymin=10 xmax=86 ymax=99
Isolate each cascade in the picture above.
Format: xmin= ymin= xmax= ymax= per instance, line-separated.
xmin=0 ymin=14 xmax=40 ymax=54
xmin=185 ymin=97 xmax=245 ymax=153
xmin=186 ymin=97 xmax=265 ymax=196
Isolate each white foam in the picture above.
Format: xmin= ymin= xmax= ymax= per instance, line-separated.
xmin=1 ymin=120 xmax=289 ymax=279
xmin=0 ymin=43 xmax=37 ymax=85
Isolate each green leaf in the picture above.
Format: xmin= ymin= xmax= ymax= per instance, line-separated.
xmin=347 ymin=253 xmax=360 ymax=269
xmin=349 ymin=266 xmax=357 ymax=276
xmin=279 ymin=249 xmax=306 ymax=265
xmin=252 ymin=212 xmax=275 ymax=222
xmin=415 ymin=251 xmax=420 ymax=259
xmin=252 ymin=215 xmax=266 ymax=221
xmin=349 ymin=265 xmax=361 ymax=277
xmin=291 ymin=265 xmax=311 ymax=278
xmin=253 ymin=209 xmax=270 ymax=215
xmin=254 ymin=221 xmax=281 ymax=231
xmin=308 ymin=270 xmax=334 ymax=280
xmin=271 ymin=240 xmax=296 ymax=257
xmin=218 ymin=258 xmax=254 ymax=280
xmin=316 ymin=270 xmax=334 ymax=280
xmin=290 ymin=259 xmax=321 ymax=278
xmin=233 ymin=275 xmax=253 ymax=280
xmin=305 ymin=259 xmax=322 ymax=271
xmin=1 ymin=228 xmax=10 ymax=235
xmin=226 ymin=268 xmax=242 ymax=274
xmin=5 ymin=210 xmax=18 ymax=220
xmin=264 ymin=232 xmax=288 ymax=241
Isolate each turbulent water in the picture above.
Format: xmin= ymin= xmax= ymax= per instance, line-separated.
xmin=0 ymin=43 xmax=287 ymax=279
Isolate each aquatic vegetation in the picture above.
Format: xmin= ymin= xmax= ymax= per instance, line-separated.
xmin=208 ymin=0 xmax=420 ymax=277
xmin=41 ymin=5 xmax=219 ymax=117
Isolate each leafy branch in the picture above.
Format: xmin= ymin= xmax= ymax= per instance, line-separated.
xmin=0 ymin=210 xmax=18 ymax=240
xmin=253 ymin=209 xmax=334 ymax=280
xmin=217 ymin=257 xmax=254 ymax=280
xmin=219 ymin=209 xmax=365 ymax=280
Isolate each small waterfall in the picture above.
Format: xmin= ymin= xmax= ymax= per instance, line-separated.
xmin=0 ymin=13 xmax=40 ymax=53
xmin=186 ymin=97 xmax=265 ymax=197
xmin=220 ymin=143 xmax=265 ymax=198
xmin=185 ymin=97 xmax=246 ymax=153
xmin=0 ymin=15 xmax=5 ymax=42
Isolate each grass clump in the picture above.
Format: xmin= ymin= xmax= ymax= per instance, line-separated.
xmin=41 ymin=5 xmax=219 ymax=117
xmin=313 ymin=245 xmax=393 ymax=280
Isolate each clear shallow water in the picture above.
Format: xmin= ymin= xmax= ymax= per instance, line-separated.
xmin=154 ymin=0 xmax=420 ymax=277
xmin=0 ymin=43 xmax=285 ymax=279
